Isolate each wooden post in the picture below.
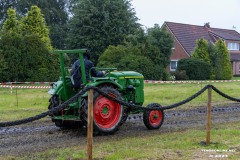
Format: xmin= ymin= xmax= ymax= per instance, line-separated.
xmin=206 ymin=87 xmax=212 ymax=145
xmin=87 ymin=89 xmax=94 ymax=160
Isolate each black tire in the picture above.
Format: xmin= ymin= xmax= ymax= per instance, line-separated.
xmin=82 ymin=87 xmax=124 ymax=135
xmin=143 ymin=103 xmax=164 ymax=130
xmin=49 ymin=95 xmax=84 ymax=129
xmin=54 ymin=120 xmax=83 ymax=129
xmin=119 ymin=106 xmax=130 ymax=126
xmin=48 ymin=95 xmax=61 ymax=116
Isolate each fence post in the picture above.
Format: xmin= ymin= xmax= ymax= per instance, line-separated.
xmin=87 ymin=89 xmax=94 ymax=160
xmin=206 ymin=86 xmax=212 ymax=145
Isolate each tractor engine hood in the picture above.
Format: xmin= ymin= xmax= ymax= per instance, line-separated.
xmin=107 ymin=71 xmax=144 ymax=79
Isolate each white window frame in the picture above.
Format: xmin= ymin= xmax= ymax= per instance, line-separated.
xmin=170 ymin=60 xmax=178 ymax=71
xmin=228 ymin=42 xmax=239 ymax=51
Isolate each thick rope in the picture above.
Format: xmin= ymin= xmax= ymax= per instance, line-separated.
xmin=0 ymin=84 xmax=239 ymax=127
xmin=0 ymin=87 xmax=90 ymax=127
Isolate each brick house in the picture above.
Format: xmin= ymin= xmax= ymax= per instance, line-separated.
xmin=162 ymin=21 xmax=240 ymax=76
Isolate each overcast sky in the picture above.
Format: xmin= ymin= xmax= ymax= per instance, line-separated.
xmin=131 ymin=0 xmax=240 ymax=32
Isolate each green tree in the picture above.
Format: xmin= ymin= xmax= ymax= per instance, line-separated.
xmin=125 ymin=24 xmax=173 ymax=80
xmin=176 ymin=58 xmax=211 ymax=80
xmin=213 ymin=40 xmax=232 ymax=80
xmin=0 ymin=7 xmax=22 ymax=81
xmin=0 ymin=7 xmax=59 ymax=82
xmin=0 ymin=0 xmax=17 ymax=28
xmin=146 ymin=24 xmax=173 ymax=69
xmin=0 ymin=33 xmax=25 ymax=81
xmin=66 ymin=0 xmax=140 ymax=62
xmin=20 ymin=6 xmax=52 ymax=49
xmin=0 ymin=0 xmax=68 ymax=48
xmin=16 ymin=0 xmax=68 ymax=49
xmin=21 ymin=34 xmax=59 ymax=81
xmin=192 ymin=38 xmax=211 ymax=64
xmin=0 ymin=51 xmax=7 ymax=78
xmin=98 ymin=44 xmax=162 ymax=80
xmin=98 ymin=24 xmax=174 ymax=80
xmin=1 ymin=7 xmax=19 ymax=33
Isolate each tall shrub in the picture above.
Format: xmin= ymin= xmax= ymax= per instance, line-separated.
xmin=0 ymin=7 xmax=59 ymax=82
xmin=213 ymin=40 xmax=232 ymax=80
xmin=176 ymin=58 xmax=211 ymax=80
xmin=192 ymin=38 xmax=211 ymax=64
xmin=98 ymin=45 xmax=164 ymax=80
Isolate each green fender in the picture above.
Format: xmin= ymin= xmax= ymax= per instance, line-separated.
xmin=81 ymin=80 xmax=123 ymax=97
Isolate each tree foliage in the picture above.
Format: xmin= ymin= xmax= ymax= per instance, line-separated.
xmin=127 ymin=25 xmax=173 ymax=80
xmin=98 ymin=45 xmax=163 ymax=80
xmin=176 ymin=58 xmax=211 ymax=80
xmin=0 ymin=7 xmax=59 ymax=82
xmin=0 ymin=0 xmax=16 ymax=27
xmin=1 ymin=7 xmax=19 ymax=33
xmin=146 ymin=24 xmax=173 ymax=68
xmin=0 ymin=50 xmax=7 ymax=77
xmin=98 ymin=25 xmax=174 ymax=80
xmin=188 ymin=38 xmax=232 ymax=80
xmin=66 ymin=0 xmax=140 ymax=62
xmin=20 ymin=6 xmax=52 ymax=49
xmin=192 ymin=38 xmax=211 ymax=64
xmin=0 ymin=0 xmax=68 ymax=49
xmin=212 ymin=39 xmax=232 ymax=80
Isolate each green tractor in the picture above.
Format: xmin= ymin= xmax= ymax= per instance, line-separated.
xmin=48 ymin=49 xmax=164 ymax=135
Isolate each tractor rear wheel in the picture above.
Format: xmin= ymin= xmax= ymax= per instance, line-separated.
xmin=83 ymin=87 xmax=124 ymax=135
xmin=143 ymin=103 xmax=164 ymax=130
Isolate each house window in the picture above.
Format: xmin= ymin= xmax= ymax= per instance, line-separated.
xmin=170 ymin=60 xmax=178 ymax=71
xmin=228 ymin=42 xmax=239 ymax=51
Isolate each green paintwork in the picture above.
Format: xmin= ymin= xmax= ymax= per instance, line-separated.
xmin=48 ymin=49 xmax=145 ymax=122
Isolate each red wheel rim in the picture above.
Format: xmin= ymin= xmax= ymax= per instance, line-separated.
xmin=94 ymin=94 xmax=121 ymax=129
xmin=149 ymin=110 xmax=163 ymax=126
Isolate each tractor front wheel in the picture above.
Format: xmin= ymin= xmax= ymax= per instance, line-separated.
xmin=143 ymin=103 xmax=164 ymax=130
xmin=48 ymin=95 xmax=61 ymax=116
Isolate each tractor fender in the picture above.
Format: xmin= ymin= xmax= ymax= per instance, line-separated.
xmin=81 ymin=80 xmax=123 ymax=97
xmin=48 ymin=80 xmax=63 ymax=96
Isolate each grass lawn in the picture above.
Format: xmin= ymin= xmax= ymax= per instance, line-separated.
xmin=9 ymin=121 xmax=239 ymax=160
xmin=0 ymin=82 xmax=240 ymax=159
xmin=1 ymin=81 xmax=240 ymax=121
xmin=0 ymin=85 xmax=50 ymax=121
xmin=144 ymin=82 xmax=240 ymax=109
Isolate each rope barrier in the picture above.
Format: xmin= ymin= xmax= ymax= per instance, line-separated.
xmin=0 ymin=85 xmax=51 ymax=89
xmin=0 ymin=87 xmax=89 ymax=127
xmin=0 ymin=82 xmax=52 ymax=85
xmin=0 ymin=85 xmax=240 ymax=127
xmin=1 ymin=79 xmax=240 ymax=85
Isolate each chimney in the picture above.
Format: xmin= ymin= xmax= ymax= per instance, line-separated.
xmin=204 ymin=22 xmax=210 ymax=28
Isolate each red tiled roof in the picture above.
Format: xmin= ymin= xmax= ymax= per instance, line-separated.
xmin=210 ymin=28 xmax=240 ymax=41
xmin=164 ymin=21 xmax=240 ymax=55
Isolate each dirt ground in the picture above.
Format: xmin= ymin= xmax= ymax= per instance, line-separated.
xmin=0 ymin=103 xmax=240 ymax=157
